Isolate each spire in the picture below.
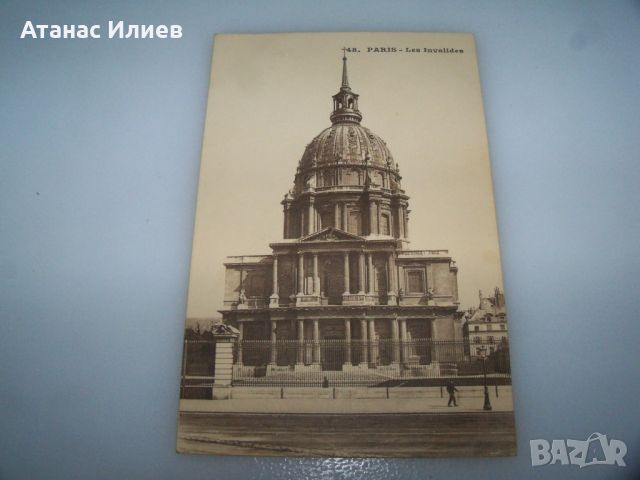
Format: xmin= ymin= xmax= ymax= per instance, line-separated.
xmin=330 ymin=50 xmax=362 ymax=125
xmin=341 ymin=48 xmax=350 ymax=90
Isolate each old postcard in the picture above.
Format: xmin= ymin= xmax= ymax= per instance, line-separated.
xmin=177 ymin=32 xmax=515 ymax=457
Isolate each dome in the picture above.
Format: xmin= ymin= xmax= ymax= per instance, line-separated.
xmin=299 ymin=124 xmax=394 ymax=171
xmin=281 ymin=54 xmax=409 ymax=242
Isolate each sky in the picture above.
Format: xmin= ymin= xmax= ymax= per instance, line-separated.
xmin=186 ymin=32 xmax=504 ymax=319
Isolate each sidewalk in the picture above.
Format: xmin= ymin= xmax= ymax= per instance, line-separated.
xmin=180 ymin=387 xmax=513 ymax=414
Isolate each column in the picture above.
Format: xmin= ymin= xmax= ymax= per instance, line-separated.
xmin=296 ymin=319 xmax=304 ymax=364
xmin=300 ymin=209 xmax=305 ymax=236
xmin=404 ymin=207 xmax=409 ymax=239
xmin=344 ymin=319 xmax=352 ymax=365
xmin=397 ymin=205 xmax=405 ymax=238
xmin=400 ymin=319 xmax=408 ymax=362
xmin=360 ymin=318 xmax=368 ymax=365
xmin=270 ymin=255 xmax=279 ymax=307
xmin=358 ymin=252 xmax=365 ymax=294
xmin=369 ymin=200 xmax=377 ymax=235
xmin=342 ymin=203 xmax=347 ymax=230
xmin=334 ymin=202 xmax=340 ymax=229
xmin=237 ymin=322 xmax=244 ymax=365
xmin=269 ymin=319 xmax=277 ymax=364
xmin=312 ymin=253 xmax=319 ymax=294
xmin=429 ymin=318 xmax=438 ymax=364
xmin=391 ymin=318 xmax=400 ymax=364
xmin=368 ymin=319 xmax=377 ymax=366
xmin=367 ymin=253 xmax=375 ymax=295
xmin=238 ymin=268 xmax=247 ymax=309
xmin=312 ymin=319 xmax=320 ymax=364
xmin=343 ymin=252 xmax=350 ymax=295
xmin=387 ymin=253 xmax=396 ymax=292
xmin=377 ymin=201 xmax=382 ymax=235
xmin=387 ymin=253 xmax=397 ymax=305
xmin=283 ymin=207 xmax=289 ymax=238
xmin=308 ymin=199 xmax=315 ymax=235
xmin=297 ymin=253 xmax=304 ymax=295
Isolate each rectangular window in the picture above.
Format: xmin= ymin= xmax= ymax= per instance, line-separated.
xmin=344 ymin=169 xmax=358 ymax=186
xmin=474 ymin=326 xmax=479 ymax=332
xmin=406 ymin=270 xmax=425 ymax=293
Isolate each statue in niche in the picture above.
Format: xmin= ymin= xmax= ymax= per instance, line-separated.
xmin=305 ymin=173 xmax=316 ymax=188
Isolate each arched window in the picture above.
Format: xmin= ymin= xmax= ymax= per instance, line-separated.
xmin=347 ymin=210 xmax=361 ymax=235
xmin=381 ymin=214 xmax=390 ymax=235
xmin=347 ymin=98 xmax=354 ymax=108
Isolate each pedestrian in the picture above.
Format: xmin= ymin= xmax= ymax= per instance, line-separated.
xmin=446 ymin=380 xmax=458 ymax=407
xmin=322 ymin=376 xmax=329 ymax=388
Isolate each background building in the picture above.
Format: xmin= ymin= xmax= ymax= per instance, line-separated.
xmin=464 ymin=287 xmax=508 ymax=359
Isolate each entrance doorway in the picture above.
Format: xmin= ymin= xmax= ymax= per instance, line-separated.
xmin=322 ymin=257 xmax=344 ymax=305
xmin=321 ymin=336 xmax=345 ymax=371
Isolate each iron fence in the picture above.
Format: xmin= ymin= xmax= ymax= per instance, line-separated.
xmin=233 ymin=338 xmax=510 ymax=387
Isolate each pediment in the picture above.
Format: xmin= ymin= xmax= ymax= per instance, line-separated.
xmin=301 ymin=227 xmax=364 ymax=242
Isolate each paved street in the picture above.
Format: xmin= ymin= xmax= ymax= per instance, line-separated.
xmin=179 ymin=385 xmax=514 ymax=414
xmin=177 ymin=411 xmax=516 ymax=457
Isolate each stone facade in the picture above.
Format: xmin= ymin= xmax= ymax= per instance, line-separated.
xmin=463 ymin=288 xmax=508 ymax=359
xmin=219 ymin=55 xmax=462 ymax=370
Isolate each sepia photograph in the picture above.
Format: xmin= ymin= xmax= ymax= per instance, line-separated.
xmin=5 ymin=2 xmax=640 ymax=478
xmin=177 ymin=32 xmax=515 ymax=458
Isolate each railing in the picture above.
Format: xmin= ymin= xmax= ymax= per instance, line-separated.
xmin=224 ymin=255 xmax=273 ymax=264
xmin=236 ymin=294 xmax=399 ymax=309
xmin=232 ymin=338 xmax=510 ymax=387
xmin=398 ymin=250 xmax=449 ymax=256
xmin=315 ymin=185 xmax=365 ymax=192
xmin=237 ymin=297 xmax=269 ymax=309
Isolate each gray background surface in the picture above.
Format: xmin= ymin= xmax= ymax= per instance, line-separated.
xmin=1 ymin=1 xmax=638 ymax=479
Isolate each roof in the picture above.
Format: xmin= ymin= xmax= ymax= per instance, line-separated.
xmin=465 ymin=289 xmax=508 ymax=324
xmin=299 ymin=123 xmax=396 ymax=171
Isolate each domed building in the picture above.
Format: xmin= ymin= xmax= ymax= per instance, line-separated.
xmin=220 ymin=55 xmax=463 ymax=379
